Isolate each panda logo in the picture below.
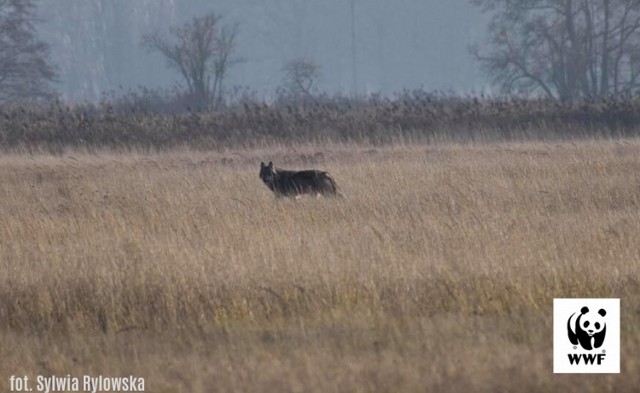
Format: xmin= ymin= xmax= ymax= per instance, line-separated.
xmin=567 ymin=306 xmax=607 ymax=350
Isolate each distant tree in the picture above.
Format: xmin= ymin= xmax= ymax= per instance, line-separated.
xmin=0 ymin=0 xmax=57 ymax=101
xmin=142 ymin=12 xmax=239 ymax=109
xmin=281 ymin=57 xmax=321 ymax=97
xmin=211 ymin=23 xmax=240 ymax=108
xmin=471 ymin=0 xmax=640 ymax=101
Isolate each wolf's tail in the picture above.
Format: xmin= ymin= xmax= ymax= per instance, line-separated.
xmin=324 ymin=173 xmax=344 ymax=198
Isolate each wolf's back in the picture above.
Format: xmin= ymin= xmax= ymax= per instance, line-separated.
xmin=288 ymin=170 xmax=340 ymax=196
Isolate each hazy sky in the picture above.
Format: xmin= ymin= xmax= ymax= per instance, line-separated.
xmin=38 ymin=0 xmax=489 ymax=101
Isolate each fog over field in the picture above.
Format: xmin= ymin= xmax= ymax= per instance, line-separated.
xmin=37 ymin=0 xmax=486 ymax=100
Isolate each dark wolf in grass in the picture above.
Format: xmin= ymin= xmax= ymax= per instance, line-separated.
xmin=259 ymin=161 xmax=341 ymax=198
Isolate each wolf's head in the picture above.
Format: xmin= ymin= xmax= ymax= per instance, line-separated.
xmin=259 ymin=161 xmax=276 ymax=184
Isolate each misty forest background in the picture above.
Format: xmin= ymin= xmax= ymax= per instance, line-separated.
xmin=39 ymin=0 xmax=484 ymax=101
xmin=3 ymin=0 xmax=640 ymax=151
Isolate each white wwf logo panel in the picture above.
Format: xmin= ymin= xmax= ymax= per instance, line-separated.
xmin=554 ymin=298 xmax=620 ymax=374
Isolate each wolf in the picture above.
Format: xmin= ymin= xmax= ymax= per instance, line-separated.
xmin=259 ymin=161 xmax=341 ymax=198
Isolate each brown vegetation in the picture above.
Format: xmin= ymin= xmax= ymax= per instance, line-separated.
xmin=3 ymin=93 xmax=640 ymax=151
xmin=1 ymin=140 xmax=639 ymax=392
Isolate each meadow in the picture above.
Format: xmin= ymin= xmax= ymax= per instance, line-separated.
xmin=1 ymin=139 xmax=639 ymax=392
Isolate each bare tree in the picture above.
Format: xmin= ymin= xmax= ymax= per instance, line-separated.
xmin=0 ymin=0 xmax=57 ymax=101
xmin=211 ymin=23 xmax=240 ymax=109
xmin=142 ymin=12 xmax=238 ymax=109
xmin=282 ymin=57 xmax=321 ymax=97
xmin=471 ymin=0 xmax=640 ymax=101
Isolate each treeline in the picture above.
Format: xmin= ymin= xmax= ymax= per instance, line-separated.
xmin=2 ymin=90 xmax=640 ymax=152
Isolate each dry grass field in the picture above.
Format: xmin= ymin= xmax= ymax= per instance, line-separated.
xmin=1 ymin=140 xmax=640 ymax=392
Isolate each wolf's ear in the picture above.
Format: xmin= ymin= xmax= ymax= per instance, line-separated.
xmin=260 ymin=161 xmax=265 ymax=168
xmin=268 ymin=161 xmax=273 ymax=169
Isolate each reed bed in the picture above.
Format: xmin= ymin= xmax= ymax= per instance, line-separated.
xmin=3 ymin=92 xmax=640 ymax=151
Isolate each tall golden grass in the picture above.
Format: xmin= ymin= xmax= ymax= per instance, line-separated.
xmin=1 ymin=140 xmax=639 ymax=392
